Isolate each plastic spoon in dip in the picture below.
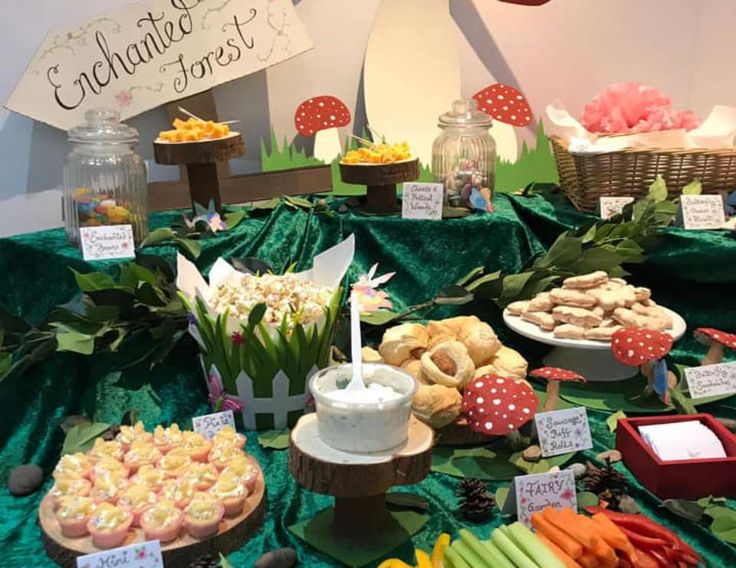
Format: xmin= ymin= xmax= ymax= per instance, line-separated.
xmin=346 ymin=293 xmax=367 ymax=392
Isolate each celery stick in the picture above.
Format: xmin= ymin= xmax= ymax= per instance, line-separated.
xmin=481 ymin=540 xmax=516 ymax=568
xmin=453 ymin=540 xmax=488 ymax=568
xmin=458 ymin=529 xmax=494 ymax=568
xmin=445 ymin=543 xmax=472 ymax=568
xmin=491 ymin=528 xmax=539 ymax=568
xmin=507 ymin=522 xmax=566 ymax=568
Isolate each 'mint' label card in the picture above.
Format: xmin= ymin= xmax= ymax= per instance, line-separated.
xmin=80 ymin=225 xmax=135 ymax=261
xmin=402 ymin=182 xmax=443 ymax=220
xmin=681 ymin=194 xmax=726 ymax=230
xmin=76 ymin=540 xmax=162 ymax=568
xmin=685 ymin=362 xmax=736 ymax=399
xmin=192 ymin=410 xmax=236 ymax=440
xmin=535 ymin=407 xmax=593 ymax=457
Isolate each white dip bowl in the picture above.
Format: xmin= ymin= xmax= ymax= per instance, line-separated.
xmin=309 ymin=363 xmax=417 ymax=453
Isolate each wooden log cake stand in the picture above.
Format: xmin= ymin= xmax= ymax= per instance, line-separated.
xmin=154 ymin=133 xmax=245 ymax=214
xmin=39 ymin=464 xmax=265 ymax=567
xmin=339 ymin=159 xmax=420 ymax=214
xmin=288 ymin=414 xmax=433 ymax=538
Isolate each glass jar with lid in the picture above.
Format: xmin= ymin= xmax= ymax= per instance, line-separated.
xmin=432 ymin=99 xmax=496 ymax=209
xmin=63 ymin=108 xmax=148 ymax=245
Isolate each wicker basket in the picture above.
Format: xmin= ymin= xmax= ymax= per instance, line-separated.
xmin=550 ymin=135 xmax=736 ymax=211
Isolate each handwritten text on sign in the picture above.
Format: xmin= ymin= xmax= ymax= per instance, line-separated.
xmin=192 ymin=410 xmax=236 ymax=440
xmin=7 ymin=0 xmax=312 ymax=130
xmin=76 ymin=539 xmax=162 ymax=568
xmin=599 ymin=196 xmax=634 ymax=219
xmin=681 ymin=194 xmax=726 ymax=230
xmin=534 ymin=407 xmax=593 ymax=457
xmin=513 ymin=470 xmax=577 ymax=527
xmin=685 ymin=362 xmax=736 ymax=399
xmin=80 ymin=225 xmax=135 ymax=261
xmin=402 ymin=182 xmax=444 ymax=220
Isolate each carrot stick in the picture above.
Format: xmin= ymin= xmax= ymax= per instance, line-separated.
xmin=544 ymin=507 xmax=597 ymax=550
xmin=531 ymin=512 xmax=583 ymax=559
xmin=575 ymin=551 xmax=598 ymax=568
xmin=536 ymin=532 xmax=582 ymax=568
xmin=577 ymin=515 xmax=618 ymax=567
xmin=591 ymin=514 xmax=637 ymax=564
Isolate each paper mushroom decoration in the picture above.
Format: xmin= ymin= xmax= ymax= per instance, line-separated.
xmin=611 ymin=328 xmax=673 ymax=402
xmin=472 ymin=83 xmax=532 ymax=162
xmin=294 ymin=95 xmax=351 ymax=164
xmin=529 ymin=367 xmax=586 ymax=411
xmin=461 ymin=374 xmax=538 ymax=435
xmin=694 ymin=328 xmax=736 ymax=366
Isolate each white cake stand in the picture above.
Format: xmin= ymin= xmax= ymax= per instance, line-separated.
xmin=503 ymin=307 xmax=687 ymax=382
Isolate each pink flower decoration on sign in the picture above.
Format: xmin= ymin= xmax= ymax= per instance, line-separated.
xmin=208 ymin=369 xmax=245 ymax=413
xmin=561 ymin=489 xmax=574 ymax=501
xmin=115 ymin=90 xmax=133 ymax=108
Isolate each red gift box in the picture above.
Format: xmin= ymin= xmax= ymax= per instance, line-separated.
xmin=616 ymin=413 xmax=736 ymax=499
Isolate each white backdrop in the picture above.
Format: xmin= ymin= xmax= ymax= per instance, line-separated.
xmin=2 ymin=0 xmax=735 ymax=237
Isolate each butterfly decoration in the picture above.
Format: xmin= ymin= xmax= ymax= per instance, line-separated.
xmin=351 ymin=263 xmax=395 ymax=312
xmin=652 ymin=358 xmax=670 ymax=405
xmin=185 ymin=199 xmax=227 ymax=233
xmin=208 ymin=369 xmax=245 ymax=412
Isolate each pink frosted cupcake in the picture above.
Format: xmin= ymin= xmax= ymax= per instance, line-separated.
xmin=153 ymin=423 xmax=183 ymax=454
xmin=184 ymin=492 xmax=224 ymax=539
xmin=159 ymin=478 xmax=197 ymax=510
xmin=53 ymin=453 xmax=94 ymax=480
xmin=131 ymin=464 xmax=166 ymax=492
xmin=182 ymin=462 xmax=219 ymax=492
xmin=86 ymin=502 xmax=133 ymax=549
xmin=159 ymin=450 xmax=192 ymax=478
xmin=116 ymin=421 xmax=153 ymax=449
xmin=123 ymin=441 xmax=161 ymax=473
xmin=221 ymin=456 xmax=260 ymax=495
xmin=55 ymin=495 xmax=96 ymax=537
xmin=140 ymin=500 xmax=184 ymax=543
xmin=118 ymin=483 xmax=158 ymax=527
xmin=209 ymin=471 xmax=247 ymax=517
xmin=212 ymin=426 xmax=246 ymax=450
xmin=49 ymin=476 xmax=92 ymax=508
xmin=180 ymin=431 xmax=212 ymax=463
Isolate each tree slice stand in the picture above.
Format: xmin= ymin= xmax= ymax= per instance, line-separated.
xmin=339 ymin=159 xmax=420 ymax=214
xmin=288 ymin=414 xmax=432 ymax=564
xmin=154 ymin=133 xmax=245 ymax=214
xmin=39 ymin=465 xmax=265 ymax=567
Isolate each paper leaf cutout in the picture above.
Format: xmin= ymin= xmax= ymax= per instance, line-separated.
xmin=258 ymin=429 xmax=290 ymax=450
xmin=606 ymin=410 xmax=627 ymax=433
xmin=649 ymin=175 xmax=668 ymax=203
xmin=682 ymin=179 xmax=703 ymax=195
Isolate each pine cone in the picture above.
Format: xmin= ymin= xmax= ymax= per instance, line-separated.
xmin=584 ymin=459 xmax=628 ymax=510
xmin=457 ymin=478 xmax=495 ymax=522
xmin=189 ymin=554 xmax=219 ymax=568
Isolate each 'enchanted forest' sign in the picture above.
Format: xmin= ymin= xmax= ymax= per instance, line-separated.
xmin=6 ymin=0 xmax=312 ymax=130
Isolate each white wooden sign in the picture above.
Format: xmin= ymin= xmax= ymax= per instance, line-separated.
xmin=503 ymin=469 xmax=577 ymax=528
xmin=401 ymin=182 xmax=444 ymax=220
xmin=80 ymin=225 xmax=135 ymax=261
xmin=681 ymin=194 xmax=726 ymax=230
xmin=534 ymin=407 xmax=593 ymax=458
xmin=6 ymin=0 xmax=313 ymax=130
xmin=685 ymin=362 xmax=736 ymax=399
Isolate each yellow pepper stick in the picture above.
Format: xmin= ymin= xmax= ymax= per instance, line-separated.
xmin=432 ymin=533 xmax=451 ymax=568
xmin=377 ymin=559 xmax=414 ymax=568
xmin=415 ymin=549 xmax=432 ymax=568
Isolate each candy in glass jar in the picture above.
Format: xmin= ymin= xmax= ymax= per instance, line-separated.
xmin=63 ymin=108 xmax=148 ymax=245
xmin=432 ymin=99 xmax=495 ymax=211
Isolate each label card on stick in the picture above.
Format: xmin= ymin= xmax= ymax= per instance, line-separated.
xmin=680 ymin=194 xmax=726 ymax=230
xmin=534 ymin=407 xmax=593 ymax=457
xmin=192 ymin=410 xmax=236 ymax=440
xmin=685 ymin=362 xmax=736 ymax=399
xmin=80 ymin=225 xmax=135 ymax=261
xmin=599 ymin=196 xmax=634 ymax=219
xmin=502 ymin=469 xmax=577 ymax=527
xmin=401 ymin=182 xmax=444 ymax=220
xmin=76 ymin=539 xmax=162 ymax=568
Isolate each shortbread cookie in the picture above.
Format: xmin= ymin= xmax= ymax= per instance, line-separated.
xmin=600 ymin=318 xmax=617 ymax=328
xmin=562 ymin=271 xmax=608 ymax=290
xmin=552 ymin=306 xmax=602 ymax=329
xmin=507 ymin=300 xmax=529 ymax=316
xmin=584 ymin=325 xmax=622 ymax=341
xmin=586 ymin=286 xmax=637 ymax=311
xmin=521 ymin=310 xmax=556 ymax=331
xmin=550 ymin=287 xmax=597 ymax=308
xmin=592 ymin=306 xmax=606 ymax=317
xmin=608 ymin=278 xmax=627 ymax=288
xmin=634 ymin=287 xmax=651 ymax=302
xmin=527 ymin=292 xmax=554 ymax=312
xmin=612 ymin=308 xmax=668 ymax=331
xmin=553 ymin=324 xmax=585 ymax=339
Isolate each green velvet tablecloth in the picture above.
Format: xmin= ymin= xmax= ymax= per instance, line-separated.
xmin=1 ymin=192 xmax=735 ymax=567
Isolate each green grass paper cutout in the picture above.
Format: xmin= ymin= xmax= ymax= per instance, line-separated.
xmin=258 ymin=429 xmax=290 ymax=450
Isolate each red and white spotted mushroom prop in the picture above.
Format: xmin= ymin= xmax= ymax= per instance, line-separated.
xmin=529 ymin=367 xmax=586 ymax=412
xmin=611 ymin=328 xmax=674 ymax=397
xmin=472 ymin=83 xmax=532 ymax=162
xmin=294 ymin=95 xmax=351 ymax=163
xmin=461 ymin=374 xmax=538 ymax=436
xmin=694 ymin=328 xmax=736 ymax=366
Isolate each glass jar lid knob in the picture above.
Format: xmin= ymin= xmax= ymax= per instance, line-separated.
xmin=68 ymin=107 xmax=139 ymax=144
xmin=438 ymin=98 xmax=493 ymax=128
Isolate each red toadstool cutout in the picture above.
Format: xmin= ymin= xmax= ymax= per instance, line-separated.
xmin=694 ymin=327 xmax=736 ymax=366
xmin=530 ymin=367 xmax=586 ymax=411
xmin=472 ymin=83 xmax=532 ymax=127
xmin=461 ymin=374 xmax=538 ymax=436
xmin=294 ymin=95 xmax=351 ymax=163
xmin=611 ymin=328 xmax=673 ymax=397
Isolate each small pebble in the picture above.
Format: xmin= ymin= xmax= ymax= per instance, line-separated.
xmin=522 ymin=445 xmax=541 ymax=463
xmin=597 ymin=449 xmax=622 ymax=463
xmin=567 ymin=463 xmax=587 ymax=479
xmin=337 ymin=204 xmax=348 ymax=214
xmin=8 ymin=464 xmax=44 ymax=497
xmin=618 ymin=495 xmax=641 ymax=515
xmin=255 ymin=548 xmax=297 ymax=568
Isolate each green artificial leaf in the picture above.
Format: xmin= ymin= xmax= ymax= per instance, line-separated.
xmin=219 ymin=554 xmax=234 ymax=568
xmin=386 ymin=492 xmax=429 ymax=513
xmin=577 ymin=492 xmax=600 ymax=510
xmin=224 ymin=210 xmax=247 ymax=230
xmin=455 ymin=266 xmax=485 ymax=287
xmin=55 ymin=330 xmax=95 ymax=355
xmin=648 ymin=175 xmax=668 ymax=202
xmin=61 ymin=422 xmax=111 ymax=455
xmin=572 ymin=246 xmax=623 ymax=273
xmin=537 ymin=234 xmax=583 ymax=269
xmin=499 ymin=272 xmax=535 ymax=301
xmin=464 ymin=271 xmax=503 ymax=299
xmin=508 ymin=451 xmax=575 ymax=474
xmin=433 ymin=285 xmax=474 ymax=306
xmin=615 ymin=239 xmax=646 ymax=263
xmin=495 ymin=486 xmax=510 ymax=511
xmin=698 ymin=496 xmax=728 ymax=509
xmin=682 ymin=179 xmax=703 ymax=195
xmin=257 ymin=429 xmax=290 ymax=450
xmin=517 ymin=274 xmax=560 ymax=300
xmin=442 ymin=206 xmax=471 ymax=218
xmin=708 ymin=507 xmax=736 ymax=544
xmin=661 ymin=499 xmax=706 ymax=523
xmin=136 ymin=254 xmax=176 ymax=282
xmin=284 ymin=195 xmax=313 ymax=209
xmin=248 ymin=303 xmax=267 ymax=328
xmin=360 ymin=310 xmax=402 ymax=326
xmin=140 ymin=227 xmax=176 ymax=248
xmin=58 ymin=415 xmax=91 ymax=434
xmin=250 ymin=197 xmax=282 ymax=211
xmin=71 ymin=269 xmax=117 ymax=292
xmin=135 ymin=282 xmax=167 ymax=307
xmin=606 ymin=410 xmax=626 ymax=433
xmin=172 ymin=237 xmax=201 ymax=260
xmin=0 ymin=305 xmax=32 ymax=333
xmin=0 ymin=352 xmax=11 ymax=378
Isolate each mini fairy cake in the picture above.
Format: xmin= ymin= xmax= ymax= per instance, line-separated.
xmin=88 ymin=438 xmax=124 ymax=462
xmin=131 ymin=464 xmax=166 ymax=492
xmin=117 ymin=421 xmax=153 ymax=448
xmin=184 ymin=492 xmax=224 ymax=538
xmin=153 ymin=423 xmax=183 ymax=454
xmin=159 ymin=449 xmax=192 ymax=478
xmin=53 ymin=453 xmax=94 ymax=480
xmin=182 ymin=462 xmax=219 ymax=491
xmin=86 ymin=502 xmax=133 ymax=549
xmin=179 ymin=431 xmax=212 ymax=463
xmin=220 ymin=456 xmax=259 ymax=494
xmin=118 ymin=483 xmax=158 ymax=526
xmin=91 ymin=456 xmax=129 ymax=483
xmin=49 ymin=475 xmax=92 ymax=507
xmin=209 ymin=442 xmax=245 ymax=470
xmin=160 ymin=478 xmax=197 ymax=509
xmin=123 ymin=440 xmax=162 ymax=473
xmin=139 ymin=499 xmax=183 ymax=542
xmin=209 ymin=470 xmax=247 ymax=517
xmin=212 ymin=425 xmax=246 ymax=449
xmin=55 ymin=495 xmax=96 ymax=537
xmin=90 ymin=474 xmax=128 ymax=504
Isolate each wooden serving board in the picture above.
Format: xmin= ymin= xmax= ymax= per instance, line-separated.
xmin=39 ymin=468 xmax=265 ymax=567
xmin=153 ymin=133 xmax=244 ymax=165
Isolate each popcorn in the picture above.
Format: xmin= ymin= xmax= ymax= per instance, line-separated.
xmin=210 ymin=272 xmax=334 ymax=332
